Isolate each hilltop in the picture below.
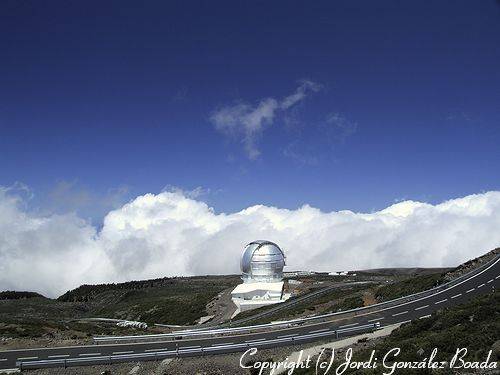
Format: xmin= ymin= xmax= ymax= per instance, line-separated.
xmin=0 ymin=248 xmax=497 ymax=351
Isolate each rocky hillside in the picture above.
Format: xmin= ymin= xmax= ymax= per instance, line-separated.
xmin=443 ymin=247 xmax=499 ymax=281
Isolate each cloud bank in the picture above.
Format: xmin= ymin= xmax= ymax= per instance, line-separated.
xmin=1 ymin=186 xmax=500 ymax=297
xmin=210 ymin=80 xmax=321 ymax=159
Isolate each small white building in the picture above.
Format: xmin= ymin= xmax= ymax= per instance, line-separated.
xmin=231 ymin=240 xmax=291 ymax=314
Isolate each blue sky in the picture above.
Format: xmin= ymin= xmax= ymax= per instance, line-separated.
xmin=1 ymin=0 xmax=499 ymax=220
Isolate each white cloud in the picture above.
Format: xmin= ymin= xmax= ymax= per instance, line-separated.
xmin=325 ymin=112 xmax=358 ymax=142
xmin=282 ymin=142 xmax=319 ymax=166
xmin=210 ymin=81 xmax=321 ymax=159
xmin=162 ymin=185 xmax=210 ymax=199
xmin=0 ymin=187 xmax=111 ymax=297
xmin=1 ymin=186 xmax=500 ymax=297
xmin=41 ymin=180 xmax=130 ymax=223
xmin=280 ymin=80 xmax=322 ymax=109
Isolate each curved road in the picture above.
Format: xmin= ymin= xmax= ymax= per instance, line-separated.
xmin=1 ymin=256 xmax=498 ymax=370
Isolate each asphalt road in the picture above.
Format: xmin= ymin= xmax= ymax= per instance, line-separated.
xmin=1 ymin=256 xmax=498 ymax=370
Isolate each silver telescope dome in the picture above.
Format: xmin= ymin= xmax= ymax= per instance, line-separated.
xmin=240 ymin=240 xmax=285 ymax=282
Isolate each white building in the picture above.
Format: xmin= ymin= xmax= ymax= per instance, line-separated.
xmin=231 ymin=240 xmax=291 ymax=314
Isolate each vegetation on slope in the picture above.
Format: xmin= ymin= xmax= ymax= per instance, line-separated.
xmin=0 ymin=275 xmax=241 ymax=340
xmin=374 ymin=273 xmax=445 ymax=302
xmin=234 ymin=285 xmax=367 ymax=326
xmin=0 ymin=291 xmax=45 ymax=300
xmin=294 ymin=290 xmax=500 ymax=374
xmin=373 ymin=248 xmax=499 ymax=302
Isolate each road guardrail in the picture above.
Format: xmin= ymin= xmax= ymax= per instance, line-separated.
xmin=93 ymin=252 xmax=499 ymax=344
xmin=21 ymin=323 xmax=380 ymax=370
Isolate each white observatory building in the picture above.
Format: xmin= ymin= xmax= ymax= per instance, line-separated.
xmin=231 ymin=240 xmax=291 ymax=314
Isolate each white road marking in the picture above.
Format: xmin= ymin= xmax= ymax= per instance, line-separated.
xmin=179 ymin=345 xmax=200 ymax=350
xmin=477 ymin=283 xmax=485 ymax=288
xmin=309 ymin=328 xmax=329 ymax=334
xmin=211 ymin=342 xmax=234 ymax=346
xmin=18 ymin=356 xmax=38 ymax=360
xmin=143 ymin=349 xmax=174 ymax=354
xmin=419 ymin=315 xmax=431 ymax=319
xmin=245 ymin=338 xmax=266 ymax=343
xmin=79 ymin=353 xmax=101 ymax=356
xmin=338 ymin=323 xmax=359 ymax=329
xmin=487 ymin=279 xmax=493 ymax=283
xmin=359 ymin=256 xmax=500 ymax=318
xmin=435 ymin=299 xmax=447 ymax=305
xmin=450 ymin=293 xmax=462 ymax=299
xmin=4 ymin=257 xmax=498 ymax=363
xmin=48 ymin=354 xmax=69 ymax=358
xmin=400 ymin=320 xmax=412 ymax=324
xmin=112 ymin=351 xmax=134 ymax=355
xmin=278 ymin=333 xmax=298 ymax=338
xmin=0 ymin=257 xmax=496 ymax=359
xmin=368 ymin=317 xmax=384 ymax=322
xmin=392 ymin=311 xmax=408 ymax=317
xmin=414 ymin=305 xmax=429 ymax=311
xmin=0 ymin=359 xmax=7 ymax=362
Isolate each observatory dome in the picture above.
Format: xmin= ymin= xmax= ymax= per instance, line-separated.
xmin=240 ymin=240 xmax=285 ymax=282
